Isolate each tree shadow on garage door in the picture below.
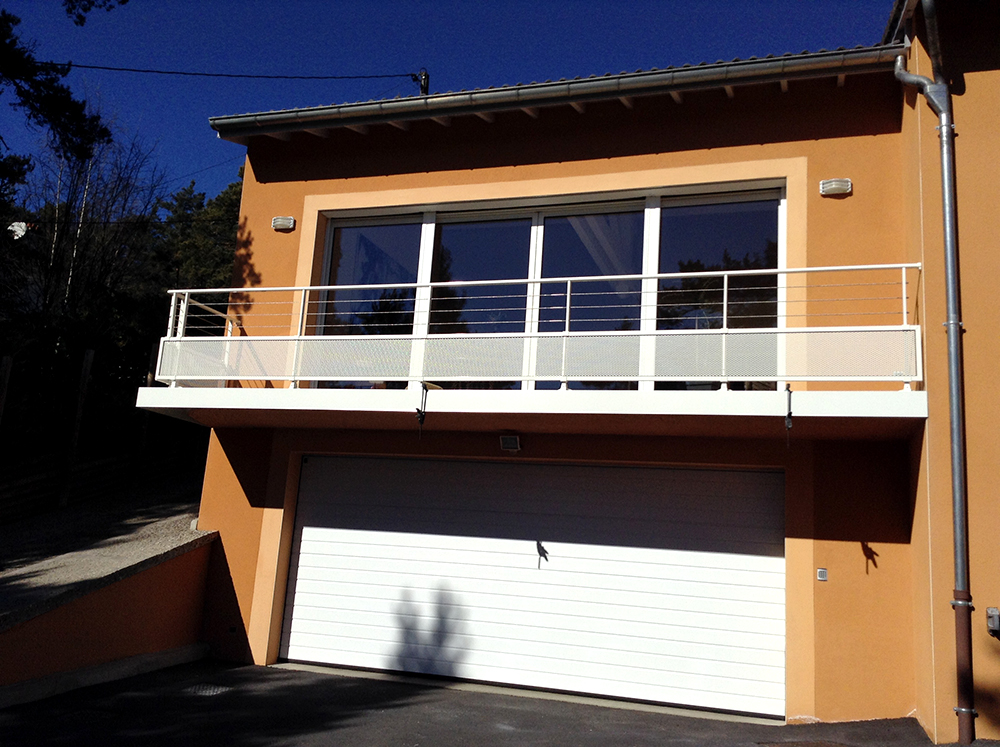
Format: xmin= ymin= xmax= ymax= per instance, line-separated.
xmin=392 ymin=585 xmax=468 ymax=678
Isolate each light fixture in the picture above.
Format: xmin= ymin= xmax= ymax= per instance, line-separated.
xmin=271 ymin=216 xmax=296 ymax=231
xmin=500 ymin=435 xmax=521 ymax=453
xmin=819 ymin=178 xmax=853 ymax=196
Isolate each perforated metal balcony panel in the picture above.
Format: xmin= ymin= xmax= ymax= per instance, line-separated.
xmin=281 ymin=456 xmax=785 ymax=717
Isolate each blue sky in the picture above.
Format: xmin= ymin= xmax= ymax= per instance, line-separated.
xmin=2 ymin=1 xmax=895 ymax=199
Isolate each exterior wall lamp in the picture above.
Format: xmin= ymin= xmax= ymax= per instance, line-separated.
xmin=271 ymin=216 xmax=296 ymax=231
xmin=819 ymin=178 xmax=853 ymax=196
xmin=500 ymin=435 xmax=521 ymax=453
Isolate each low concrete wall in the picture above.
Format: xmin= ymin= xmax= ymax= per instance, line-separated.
xmin=0 ymin=540 xmax=213 ymax=690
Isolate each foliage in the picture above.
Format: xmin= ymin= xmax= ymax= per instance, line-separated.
xmin=657 ymin=241 xmax=779 ymax=330
xmin=0 ymin=136 xmax=244 ymax=467
xmin=0 ymin=13 xmax=103 ymax=209
xmin=156 ymin=178 xmax=243 ymax=291
xmin=0 ymin=1 xmax=129 ymax=215
xmin=61 ymin=1 xmax=129 ymax=26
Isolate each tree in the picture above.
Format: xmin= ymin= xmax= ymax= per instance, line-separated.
xmin=156 ymin=178 xmax=244 ymax=291
xmin=0 ymin=2 xmax=128 ymax=213
xmin=61 ymin=1 xmax=129 ymax=27
xmin=1 ymin=138 xmax=164 ymax=352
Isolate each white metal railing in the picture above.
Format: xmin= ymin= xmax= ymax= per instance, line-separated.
xmin=155 ymin=263 xmax=922 ymax=388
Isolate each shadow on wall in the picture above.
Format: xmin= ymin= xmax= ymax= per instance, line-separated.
xmin=975 ymin=638 xmax=1000 ymax=734
xmin=199 ymin=539 xmax=252 ymax=663
xmin=393 ymin=586 xmax=467 ymax=678
xmin=228 ymin=216 xmax=261 ymax=330
xmin=248 ymin=74 xmax=903 ymax=185
xmin=803 ymin=440 xmax=916 ymax=545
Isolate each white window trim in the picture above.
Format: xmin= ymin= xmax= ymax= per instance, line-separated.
xmin=322 ymin=185 xmax=787 ymax=390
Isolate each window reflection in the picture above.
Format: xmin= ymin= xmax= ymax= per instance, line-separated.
xmin=428 ymin=218 xmax=532 ymax=390
xmin=657 ymin=199 xmax=778 ymax=391
xmin=322 ymin=222 xmax=421 ymax=389
xmin=429 ymin=219 xmax=531 ymax=335
xmin=326 ymin=223 xmax=421 ymax=335
xmin=539 ymin=210 xmax=644 ymax=389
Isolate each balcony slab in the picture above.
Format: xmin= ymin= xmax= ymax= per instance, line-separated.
xmin=137 ymin=387 xmax=926 ymax=441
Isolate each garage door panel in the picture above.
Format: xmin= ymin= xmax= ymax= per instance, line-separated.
xmin=288 ymin=638 xmax=785 ymax=716
xmin=298 ymin=532 xmax=785 ymax=574
xmin=303 ymin=510 xmax=782 ymax=557
xmin=286 ymin=629 xmax=785 ymax=698
xmin=283 ymin=642 xmax=783 ymax=715
xmin=296 ymin=459 xmax=783 ymax=558
xmin=288 ymin=585 xmax=785 ymax=635
xmin=287 ymin=600 xmax=785 ymax=655
xmin=298 ymin=560 xmax=784 ymax=604
xmin=283 ymin=457 xmax=785 ymax=716
xmin=295 ymin=540 xmax=785 ymax=584
xmin=287 ymin=616 xmax=785 ymax=671
xmin=290 ymin=576 xmax=784 ymax=621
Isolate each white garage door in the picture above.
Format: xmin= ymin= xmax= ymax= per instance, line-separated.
xmin=281 ymin=457 xmax=785 ymax=716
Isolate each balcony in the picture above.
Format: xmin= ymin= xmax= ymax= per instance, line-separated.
xmin=137 ymin=263 xmax=927 ymax=437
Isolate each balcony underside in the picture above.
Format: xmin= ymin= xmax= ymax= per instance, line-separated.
xmin=136 ymin=387 xmax=927 ymax=440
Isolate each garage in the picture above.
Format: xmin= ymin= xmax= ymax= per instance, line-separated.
xmin=280 ymin=456 xmax=786 ymax=716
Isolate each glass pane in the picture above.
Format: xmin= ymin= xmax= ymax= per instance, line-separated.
xmin=428 ymin=218 xmax=532 ymax=390
xmin=539 ymin=211 xmax=643 ymax=390
xmin=429 ymin=219 xmax=531 ymax=335
xmin=325 ymin=223 xmax=421 ymax=336
xmin=658 ymin=200 xmax=778 ymax=330
xmin=540 ymin=211 xmax=644 ymax=333
xmin=656 ymin=199 xmax=779 ymax=392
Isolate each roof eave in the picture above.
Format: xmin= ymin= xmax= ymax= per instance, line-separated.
xmin=210 ymin=45 xmax=906 ymax=145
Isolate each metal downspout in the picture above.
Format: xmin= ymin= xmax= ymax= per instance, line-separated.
xmin=894 ymin=0 xmax=975 ymax=740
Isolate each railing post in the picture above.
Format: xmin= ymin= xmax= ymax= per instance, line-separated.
xmin=638 ymin=196 xmax=661 ymax=392
xmin=902 ymin=266 xmax=909 ymax=326
xmin=560 ymin=280 xmax=572 ymax=389
xmin=721 ymin=273 xmax=729 ymax=390
xmin=170 ymin=292 xmax=191 ymax=388
xmin=176 ymin=292 xmax=190 ymax=337
xmin=167 ymin=292 xmax=178 ymax=338
xmin=409 ymin=213 xmax=436 ymax=387
xmin=902 ymin=266 xmax=912 ymax=391
xmin=290 ymin=288 xmax=308 ymax=388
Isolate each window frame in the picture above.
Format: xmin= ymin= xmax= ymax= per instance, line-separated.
xmin=320 ymin=186 xmax=786 ymax=390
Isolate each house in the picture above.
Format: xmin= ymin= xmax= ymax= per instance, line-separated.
xmin=136 ymin=1 xmax=1000 ymax=742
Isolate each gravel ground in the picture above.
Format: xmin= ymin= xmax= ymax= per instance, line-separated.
xmin=0 ymin=477 xmax=209 ymax=631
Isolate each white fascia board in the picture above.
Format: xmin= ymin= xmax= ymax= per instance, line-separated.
xmin=136 ymin=387 xmax=927 ymax=420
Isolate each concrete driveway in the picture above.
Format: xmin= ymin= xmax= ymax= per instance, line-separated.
xmin=1 ymin=659 xmax=988 ymax=747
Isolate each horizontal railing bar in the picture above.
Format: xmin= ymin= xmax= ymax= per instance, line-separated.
xmin=166 ymin=324 xmax=918 ymax=342
xmin=167 ymin=375 xmax=918 ymax=383
xmin=185 ymin=299 xmax=242 ymax=325
xmin=165 ymin=262 xmax=922 ymax=295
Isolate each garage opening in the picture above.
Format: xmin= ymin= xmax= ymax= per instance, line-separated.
xmin=281 ymin=456 xmax=785 ymax=716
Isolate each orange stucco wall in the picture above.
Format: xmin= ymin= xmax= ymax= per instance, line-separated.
xmin=198 ymin=424 xmax=919 ymax=726
xmin=191 ymin=8 xmax=1000 ymax=739
xmin=0 ymin=543 xmax=211 ymax=687
xmin=901 ymin=5 xmax=1000 ymax=742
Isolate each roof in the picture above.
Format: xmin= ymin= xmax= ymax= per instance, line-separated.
xmin=210 ymin=44 xmax=906 ymax=146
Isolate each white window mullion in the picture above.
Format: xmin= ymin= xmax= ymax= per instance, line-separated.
xmin=776 ymin=196 xmax=788 ymax=385
xmin=638 ymin=196 xmax=661 ymax=392
xmin=522 ymin=215 xmax=544 ymax=391
xmin=408 ymin=212 xmax=437 ymax=386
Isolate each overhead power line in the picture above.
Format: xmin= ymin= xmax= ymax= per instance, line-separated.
xmin=43 ymin=61 xmax=428 ymax=90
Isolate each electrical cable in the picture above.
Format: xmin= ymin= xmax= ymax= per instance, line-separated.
xmin=42 ymin=61 xmax=421 ymax=82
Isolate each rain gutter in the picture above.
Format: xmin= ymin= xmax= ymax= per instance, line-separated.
xmin=210 ymin=45 xmax=904 ymax=144
xmin=894 ymin=0 xmax=975 ymax=742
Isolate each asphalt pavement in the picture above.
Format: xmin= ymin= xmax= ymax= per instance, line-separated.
xmin=1 ymin=658 xmax=990 ymax=747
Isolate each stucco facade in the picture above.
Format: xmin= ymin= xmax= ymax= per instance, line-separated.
xmin=137 ymin=3 xmax=1000 ymax=742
